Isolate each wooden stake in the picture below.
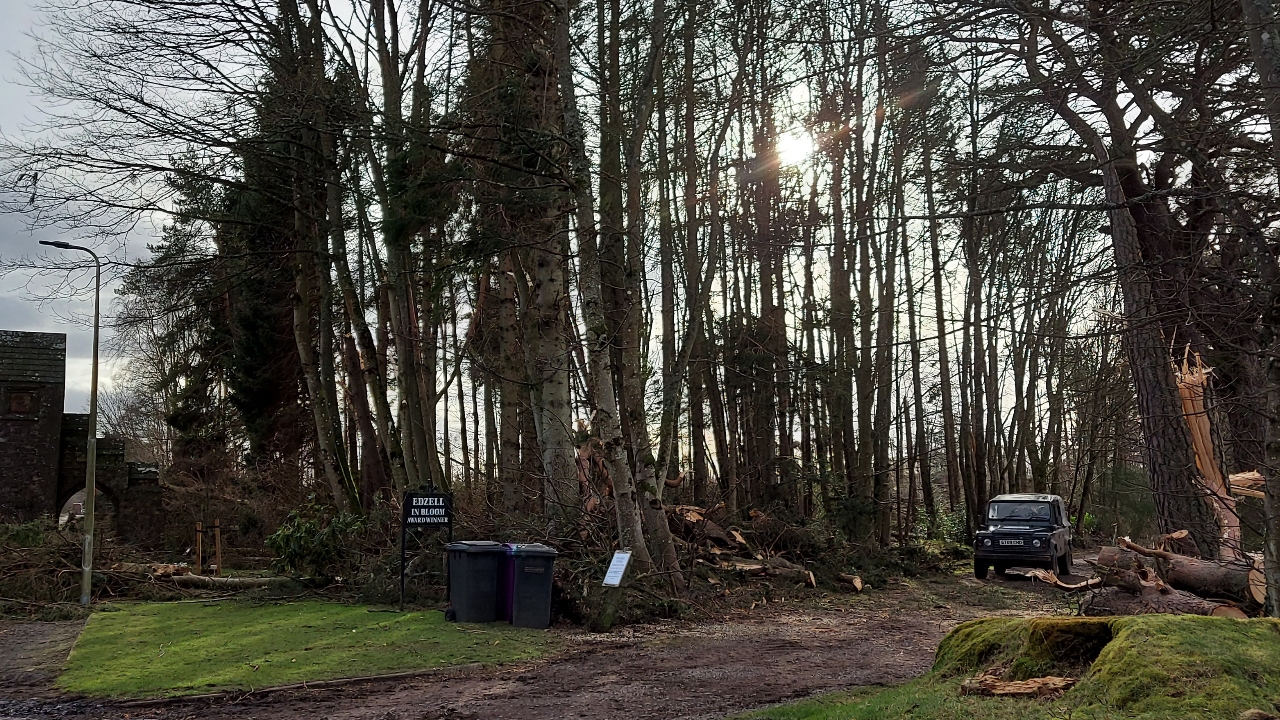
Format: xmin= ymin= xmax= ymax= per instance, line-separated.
xmin=195 ymin=522 xmax=203 ymax=576
xmin=214 ymin=519 xmax=222 ymax=577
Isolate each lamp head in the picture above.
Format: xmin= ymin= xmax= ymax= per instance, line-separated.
xmin=38 ymin=240 xmax=76 ymax=250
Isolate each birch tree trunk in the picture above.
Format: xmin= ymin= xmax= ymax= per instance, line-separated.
xmin=555 ymin=0 xmax=652 ymax=566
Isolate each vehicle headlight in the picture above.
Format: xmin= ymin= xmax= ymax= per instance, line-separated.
xmin=983 ymin=539 xmax=992 ymax=547
xmin=1032 ymin=539 xmax=1042 ymax=548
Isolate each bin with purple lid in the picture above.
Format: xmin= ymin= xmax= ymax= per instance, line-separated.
xmin=499 ymin=543 xmax=558 ymax=628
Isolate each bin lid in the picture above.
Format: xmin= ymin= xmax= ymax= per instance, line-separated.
xmin=446 ymin=541 xmax=505 ymax=553
xmin=505 ymin=542 xmax=558 ymax=557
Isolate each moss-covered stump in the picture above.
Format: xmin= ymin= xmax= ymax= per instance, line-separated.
xmin=936 ymin=617 xmax=1114 ymax=681
xmin=745 ymin=615 xmax=1280 ymax=720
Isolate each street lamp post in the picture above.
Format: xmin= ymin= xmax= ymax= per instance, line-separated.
xmin=40 ymin=240 xmax=102 ymax=606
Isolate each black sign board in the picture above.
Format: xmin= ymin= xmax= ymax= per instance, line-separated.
xmin=403 ymin=492 xmax=452 ymax=527
xmin=400 ymin=491 xmax=453 ymax=609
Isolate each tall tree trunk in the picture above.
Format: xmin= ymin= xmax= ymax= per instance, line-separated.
xmin=924 ymin=139 xmax=961 ymax=515
xmin=904 ymin=228 xmax=936 ymax=527
xmin=1054 ymin=108 xmax=1222 ymax=557
xmin=556 ymin=0 xmax=652 ymax=567
xmin=292 ymin=197 xmax=352 ymax=512
xmin=683 ymin=0 xmax=708 ymax=506
xmin=871 ymin=165 xmax=900 ymax=547
xmin=497 ymin=253 xmax=522 ymax=510
xmin=519 ymin=237 xmax=580 ymax=526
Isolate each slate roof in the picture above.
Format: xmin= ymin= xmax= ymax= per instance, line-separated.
xmin=0 ymin=331 xmax=67 ymax=384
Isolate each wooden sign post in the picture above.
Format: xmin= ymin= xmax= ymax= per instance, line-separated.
xmin=193 ymin=520 xmax=223 ymax=577
xmin=400 ymin=491 xmax=453 ymax=610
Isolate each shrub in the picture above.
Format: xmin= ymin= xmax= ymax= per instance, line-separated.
xmin=265 ymin=504 xmax=367 ymax=579
xmin=932 ymin=509 xmax=968 ymax=544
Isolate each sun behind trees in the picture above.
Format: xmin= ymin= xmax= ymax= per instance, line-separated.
xmin=1 ymin=0 xmax=1279 ymax=617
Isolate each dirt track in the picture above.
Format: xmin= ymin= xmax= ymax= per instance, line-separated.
xmin=0 ymin=567 xmax=1074 ymax=720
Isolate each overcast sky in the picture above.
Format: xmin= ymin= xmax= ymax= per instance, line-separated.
xmin=1 ymin=1 xmax=131 ymax=412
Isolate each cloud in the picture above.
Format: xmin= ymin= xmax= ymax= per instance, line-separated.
xmin=0 ymin=2 xmax=139 ymax=413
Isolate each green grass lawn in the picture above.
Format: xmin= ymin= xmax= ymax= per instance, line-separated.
xmin=744 ymin=615 xmax=1280 ymax=720
xmin=59 ymin=600 xmax=556 ymax=697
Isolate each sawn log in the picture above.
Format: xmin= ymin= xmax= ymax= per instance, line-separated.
xmin=1087 ymin=545 xmax=1249 ymax=618
xmin=1080 ymin=586 xmax=1247 ymax=618
xmin=1118 ymin=538 xmax=1265 ymax=605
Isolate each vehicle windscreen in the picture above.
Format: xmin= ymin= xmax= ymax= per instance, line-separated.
xmin=987 ymin=502 xmax=1053 ymax=524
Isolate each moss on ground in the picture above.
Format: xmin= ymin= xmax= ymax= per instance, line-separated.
xmin=59 ymin=599 xmax=556 ymax=697
xmin=934 ymin=617 xmax=1114 ymax=681
xmin=744 ymin=615 xmax=1280 ymax=720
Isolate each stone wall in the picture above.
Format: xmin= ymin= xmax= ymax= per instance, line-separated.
xmin=2 ymin=331 xmax=165 ymax=546
xmin=58 ymin=414 xmax=164 ymax=547
xmin=119 ymin=463 xmax=164 ymax=548
xmin=0 ymin=331 xmax=66 ymax=522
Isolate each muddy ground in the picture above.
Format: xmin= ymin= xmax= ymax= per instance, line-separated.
xmin=0 ymin=562 xmax=1080 ymax=720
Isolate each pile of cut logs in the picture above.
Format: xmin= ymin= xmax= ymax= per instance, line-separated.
xmin=1030 ymin=531 xmax=1266 ymax=618
xmin=665 ymin=504 xmax=821 ymax=588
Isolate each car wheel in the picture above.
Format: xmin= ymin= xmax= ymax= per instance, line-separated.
xmin=974 ymin=560 xmax=989 ymax=579
xmin=994 ymin=563 xmax=1008 ymax=576
xmin=1059 ymin=549 xmax=1073 ymax=576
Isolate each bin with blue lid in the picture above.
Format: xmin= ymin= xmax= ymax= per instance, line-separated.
xmin=445 ymin=541 xmax=506 ymax=623
xmin=499 ymin=543 xmax=558 ymax=628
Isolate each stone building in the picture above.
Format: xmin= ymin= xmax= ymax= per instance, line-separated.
xmin=0 ymin=330 xmax=164 ymax=546
xmin=0 ymin=331 xmax=67 ymax=520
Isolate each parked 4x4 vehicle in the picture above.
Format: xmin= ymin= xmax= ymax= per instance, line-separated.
xmin=973 ymin=493 xmax=1072 ymax=579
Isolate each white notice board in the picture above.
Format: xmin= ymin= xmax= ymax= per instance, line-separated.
xmin=602 ymin=550 xmax=632 ymax=587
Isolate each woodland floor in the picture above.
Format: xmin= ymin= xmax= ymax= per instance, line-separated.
xmin=0 ymin=559 xmax=1083 ymax=720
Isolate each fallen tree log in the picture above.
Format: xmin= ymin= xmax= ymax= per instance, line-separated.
xmin=667 ymin=505 xmax=736 ymax=548
xmin=837 ymin=573 xmax=864 ymax=591
xmin=1095 ymin=557 xmax=1169 ymax=595
xmin=1080 ymin=586 xmax=1247 ymax=618
xmin=1079 ymin=546 xmax=1250 ymax=617
xmin=172 ymin=574 xmax=294 ymax=590
xmin=719 ymin=556 xmax=815 ymax=586
xmin=1095 ymin=546 xmax=1146 ymax=572
xmin=1118 ymin=538 xmax=1265 ymax=606
xmin=110 ymin=562 xmax=190 ymax=578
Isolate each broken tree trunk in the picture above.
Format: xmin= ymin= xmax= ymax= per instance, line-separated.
xmin=666 ymin=505 xmax=736 ymax=548
xmin=1155 ymin=529 xmax=1201 ymax=557
xmin=1119 ymin=538 xmax=1266 ymax=606
xmin=1087 ymin=545 xmax=1250 ymax=617
xmin=1173 ymin=354 xmax=1240 ymax=557
xmin=837 ymin=573 xmax=865 ymax=591
xmin=1080 ymin=586 xmax=1248 ymax=618
xmin=720 ymin=556 xmax=815 ymax=586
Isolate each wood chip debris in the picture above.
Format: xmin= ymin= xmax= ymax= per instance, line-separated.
xmin=960 ymin=670 xmax=1076 ymax=697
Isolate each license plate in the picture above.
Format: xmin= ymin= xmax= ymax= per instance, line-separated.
xmin=999 ymin=539 xmax=1023 ymax=546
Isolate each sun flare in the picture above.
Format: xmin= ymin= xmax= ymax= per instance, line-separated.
xmin=776 ymin=130 xmax=817 ymax=167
